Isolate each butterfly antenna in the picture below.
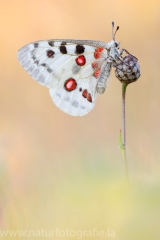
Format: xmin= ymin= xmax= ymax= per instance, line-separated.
xmin=113 ymin=26 xmax=119 ymax=41
xmin=112 ymin=22 xmax=114 ymax=40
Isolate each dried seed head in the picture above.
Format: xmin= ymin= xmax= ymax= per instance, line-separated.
xmin=114 ymin=53 xmax=140 ymax=84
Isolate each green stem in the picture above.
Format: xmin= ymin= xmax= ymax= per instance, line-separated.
xmin=119 ymin=82 xmax=129 ymax=185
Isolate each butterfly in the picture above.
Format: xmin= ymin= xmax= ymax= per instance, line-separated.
xmin=17 ymin=22 xmax=124 ymax=116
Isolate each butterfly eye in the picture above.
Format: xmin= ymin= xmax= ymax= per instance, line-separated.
xmin=115 ymin=42 xmax=118 ymax=47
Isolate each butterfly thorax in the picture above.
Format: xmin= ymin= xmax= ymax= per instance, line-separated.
xmin=96 ymin=40 xmax=120 ymax=94
xmin=106 ymin=40 xmax=120 ymax=61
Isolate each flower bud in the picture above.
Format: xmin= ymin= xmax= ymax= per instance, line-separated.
xmin=114 ymin=53 xmax=140 ymax=84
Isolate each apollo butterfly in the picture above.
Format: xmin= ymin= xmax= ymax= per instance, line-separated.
xmin=17 ymin=22 xmax=130 ymax=116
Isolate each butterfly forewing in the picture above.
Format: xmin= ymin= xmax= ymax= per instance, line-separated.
xmin=18 ymin=39 xmax=108 ymax=116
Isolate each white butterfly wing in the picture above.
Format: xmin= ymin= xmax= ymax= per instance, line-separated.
xmin=49 ymin=75 xmax=98 ymax=116
xmin=18 ymin=39 xmax=108 ymax=116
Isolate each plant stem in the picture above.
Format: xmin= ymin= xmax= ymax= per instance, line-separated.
xmin=122 ymin=83 xmax=128 ymax=147
xmin=120 ymin=82 xmax=129 ymax=185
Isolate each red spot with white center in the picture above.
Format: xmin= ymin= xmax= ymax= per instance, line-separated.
xmin=92 ymin=62 xmax=98 ymax=69
xmin=82 ymin=89 xmax=92 ymax=103
xmin=75 ymin=55 xmax=86 ymax=66
xmin=82 ymin=89 xmax=88 ymax=98
xmin=93 ymin=68 xmax=101 ymax=78
xmin=64 ymin=78 xmax=77 ymax=91
xmin=46 ymin=50 xmax=55 ymax=58
xmin=94 ymin=48 xmax=104 ymax=59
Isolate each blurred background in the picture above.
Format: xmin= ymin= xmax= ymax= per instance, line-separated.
xmin=0 ymin=0 xmax=160 ymax=239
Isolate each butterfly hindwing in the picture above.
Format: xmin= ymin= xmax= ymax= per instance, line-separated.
xmin=49 ymin=74 xmax=98 ymax=116
xmin=18 ymin=39 xmax=108 ymax=116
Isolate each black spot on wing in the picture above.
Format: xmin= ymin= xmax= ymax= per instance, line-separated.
xmin=46 ymin=50 xmax=55 ymax=58
xmin=48 ymin=41 xmax=54 ymax=46
xmin=47 ymin=68 xmax=52 ymax=73
xmin=34 ymin=43 xmax=39 ymax=48
xmin=61 ymin=41 xmax=67 ymax=45
xmin=32 ymin=56 xmax=36 ymax=60
xmin=59 ymin=45 xmax=67 ymax=54
xmin=41 ymin=63 xmax=47 ymax=67
xmin=75 ymin=45 xmax=85 ymax=54
xmin=34 ymin=60 xmax=39 ymax=65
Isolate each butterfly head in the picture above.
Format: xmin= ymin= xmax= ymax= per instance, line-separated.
xmin=106 ymin=22 xmax=120 ymax=50
xmin=107 ymin=40 xmax=120 ymax=50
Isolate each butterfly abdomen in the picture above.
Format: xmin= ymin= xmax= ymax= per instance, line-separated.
xmin=96 ymin=62 xmax=112 ymax=94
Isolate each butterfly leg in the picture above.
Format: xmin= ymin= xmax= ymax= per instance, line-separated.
xmin=115 ymin=55 xmax=135 ymax=70
xmin=120 ymin=49 xmax=138 ymax=60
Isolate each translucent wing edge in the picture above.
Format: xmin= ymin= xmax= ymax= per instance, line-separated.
xmin=17 ymin=39 xmax=107 ymax=52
